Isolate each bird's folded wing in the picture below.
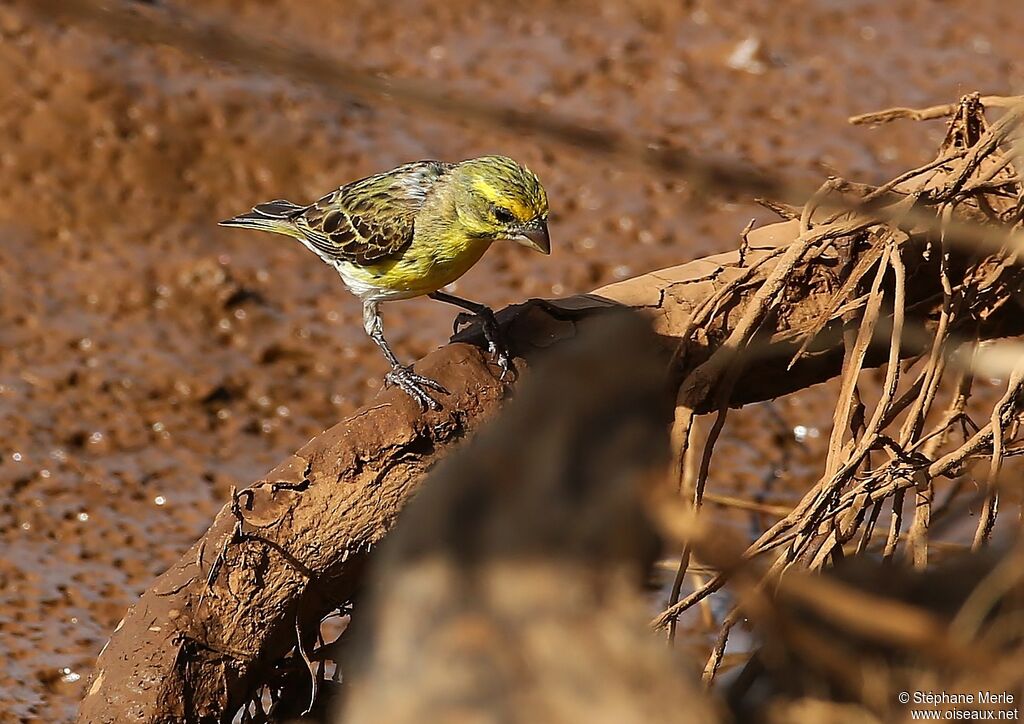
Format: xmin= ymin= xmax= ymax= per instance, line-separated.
xmin=293 ymin=161 xmax=449 ymax=266
xmin=293 ymin=194 xmax=413 ymax=266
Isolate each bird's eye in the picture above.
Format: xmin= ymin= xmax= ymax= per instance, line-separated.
xmin=493 ymin=207 xmax=516 ymax=224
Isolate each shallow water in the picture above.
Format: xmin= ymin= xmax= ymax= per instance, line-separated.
xmin=1 ymin=0 xmax=1022 ymax=719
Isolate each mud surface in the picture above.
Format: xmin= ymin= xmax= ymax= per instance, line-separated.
xmin=1 ymin=1 xmax=1021 ymax=719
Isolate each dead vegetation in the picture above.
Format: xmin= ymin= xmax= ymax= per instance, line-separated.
xmin=659 ymin=92 xmax=1024 ymax=645
xmin=654 ymin=94 xmax=1024 ymax=722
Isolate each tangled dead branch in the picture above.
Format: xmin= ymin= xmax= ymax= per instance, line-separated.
xmin=656 ymin=95 xmax=1024 ymax=679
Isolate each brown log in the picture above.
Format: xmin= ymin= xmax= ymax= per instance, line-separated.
xmin=77 ymin=218 xmax=1024 ymax=722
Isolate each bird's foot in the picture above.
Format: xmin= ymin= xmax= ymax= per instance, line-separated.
xmin=385 ymin=365 xmax=448 ymax=411
xmin=454 ymin=311 xmax=516 ymax=382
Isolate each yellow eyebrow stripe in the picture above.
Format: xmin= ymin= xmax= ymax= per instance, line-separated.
xmin=472 ymin=178 xmax=502 ymax=202
xmin=472 ymin=178 xmax=533 ymax=220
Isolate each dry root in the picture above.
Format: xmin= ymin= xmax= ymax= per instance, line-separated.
xmin=656 ymin=95 xmax=1024 ymax=720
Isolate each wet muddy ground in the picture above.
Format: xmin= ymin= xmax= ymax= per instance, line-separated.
xmin=1 ymin=0 xmax=1022 ymax=719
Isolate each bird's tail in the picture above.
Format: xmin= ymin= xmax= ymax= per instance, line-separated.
xmin=219 ymin=199 xmax=306 ymax=236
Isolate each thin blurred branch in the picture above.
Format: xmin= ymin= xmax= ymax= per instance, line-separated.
xmin=21 ymin=0 xmax=1024 ymax=260
xmin=28 ymin=0 xmax=775 ymax=196
xmin=849 ymin=95 xmax=1024 ymax=125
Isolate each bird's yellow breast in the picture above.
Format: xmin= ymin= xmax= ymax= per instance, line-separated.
xmin=338 ymin=230 xmax=491 ymax=300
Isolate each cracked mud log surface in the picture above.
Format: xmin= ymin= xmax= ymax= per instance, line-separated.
xmin=79 ymin=217 xmax=1024 ymax=721
xmin=80 ymin=343 xmax=508 ymax=722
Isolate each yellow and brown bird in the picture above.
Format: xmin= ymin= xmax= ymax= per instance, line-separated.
xmin=220 ymin=155 xmax=550 ymax=409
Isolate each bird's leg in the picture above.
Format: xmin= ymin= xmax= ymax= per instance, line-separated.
xmin=428 ymin=290 xmax=515 ymax=380
xmin=363 ymin=300 xmax=447 ymax=411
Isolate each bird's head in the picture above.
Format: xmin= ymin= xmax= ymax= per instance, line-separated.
xmin=450 ymin=156 xmax=550 ymax=254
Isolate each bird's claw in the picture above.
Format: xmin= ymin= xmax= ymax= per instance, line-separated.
xmin=385 ymin=366 xmax=448 ymax=411
xmin=488 ymin=338 xmax=516 ymax=382
xmin=450 ymin=309 xmax=516 ymax=382
xmin=452 ymin=311 xmax=475 ymax=336
xmin=479 ymin=320 xmax=516 ymax=383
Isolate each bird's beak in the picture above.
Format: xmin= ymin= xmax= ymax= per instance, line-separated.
xmin=514 ymin=220 xmax=551 ymax=255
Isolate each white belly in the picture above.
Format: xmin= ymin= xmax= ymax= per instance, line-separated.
xmin=333 ymin=262 xmax=424 ymax=302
